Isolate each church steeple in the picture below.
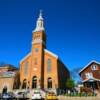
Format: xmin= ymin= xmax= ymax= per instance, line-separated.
xmin=32 ymin=10 xmax=46 ymax=47
xmin=33 ymin=10 xmax=45 ymax=32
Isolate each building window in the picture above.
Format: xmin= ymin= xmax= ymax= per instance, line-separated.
xmin=47 ymin=59 xmax=52 ymax=73
xmin=85 ymin=72 xmax=93 ymax=78
xmin=34 ymin=34 xmax=40 ymax=40
xmin=24 ymin=61 xmax=28 ymax=75
xmin=91 ymin=65 xmax=97 ymax=70
xmin=34 ymin=58 xmax=38 ymax=65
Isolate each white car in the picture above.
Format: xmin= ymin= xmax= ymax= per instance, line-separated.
xmin=15 ymin=91 xmax=24 ymax=98
xmin=31 ymin=91 xmax=42 ymax=100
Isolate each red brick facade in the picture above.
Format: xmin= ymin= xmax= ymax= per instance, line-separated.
xmin=20 ymin=12 xmax=70 ymax=90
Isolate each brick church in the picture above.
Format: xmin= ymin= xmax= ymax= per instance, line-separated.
xmin=20 ymin=11 xmax=70 ymax=90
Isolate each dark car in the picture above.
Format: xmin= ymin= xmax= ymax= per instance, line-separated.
xmin=1 ymin=92 xmax=16 ymax=100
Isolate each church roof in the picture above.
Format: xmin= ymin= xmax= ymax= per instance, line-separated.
xmin=20 ymin=52 xmax=31 ymax=63
xmin=79 ymin=60 xmax=100 ymax=74
xmin=44 ymin=49 xmax=58 ymax=59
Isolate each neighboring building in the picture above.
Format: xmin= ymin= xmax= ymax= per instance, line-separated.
xmin=0 ymin=64 xmax=20 ymax=92
xmin=79 ymin=60 xmax=100 ymax=90
xmin=20 ymin=11 xmax=70 ymax=90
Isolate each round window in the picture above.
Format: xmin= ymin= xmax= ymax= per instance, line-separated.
xmin=35 ymin=48 xmax=39 ymax=52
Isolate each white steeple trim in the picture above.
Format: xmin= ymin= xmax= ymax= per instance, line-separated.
xmin=20 ymin=52 xmax=31 ymax=64
xmin=33 ymin=10 xmax=45 ymax=32
xmin=32 ymin=39 xmax=45 ymax=45
xmin=44 ymin=49 xmax=58 ymax=59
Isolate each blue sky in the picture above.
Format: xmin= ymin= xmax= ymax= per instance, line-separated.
xmin=0 ymin=0 xmax=100 ymax=78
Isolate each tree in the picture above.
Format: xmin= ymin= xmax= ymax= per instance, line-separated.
xmin=70 ymin=67 xmax=82 ymax=82
xmin=0 ymin=62 xmax=6 ymax=67
xmin=66 ymin=79 xmax=75 ymax=90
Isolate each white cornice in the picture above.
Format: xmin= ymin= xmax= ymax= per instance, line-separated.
xmin=44 ymin=49 xmax=58 ymax=59
xmin=33 ymin=28 xmax=45 ymax=33
xmin=20 ymin=53 xmax=31 ymax=64
xmin=32 ymin=39 xmax=45 ymax=45
xmin=79 ymin=60 xmax=100 ymax=74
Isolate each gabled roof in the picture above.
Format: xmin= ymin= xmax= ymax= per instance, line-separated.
xmin=44 ymin=49 xmax=58 ymax=59
xmin=20 ymin=52 xmax=31 ymax=64
xmin=0 ymin=64 xmax=17 ymax=70
xmin=79 ymin=60 xmax=100 ymax=74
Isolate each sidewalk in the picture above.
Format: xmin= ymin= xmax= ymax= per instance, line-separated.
xmin=58 ymin=96 xmax=100 ymax=100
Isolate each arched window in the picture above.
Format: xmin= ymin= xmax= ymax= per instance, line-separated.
xmin=24 ymin=61 xmax=28 ymax=76
xmin=47 ymin=59 xmax=52 ymax=73
xmin=47 ymin=77 xmax=52 ymax=89
xmin=32 ymin=76 xmax=37 ymax=89
xmin=22 ymin=79 xmax=27 ymax=89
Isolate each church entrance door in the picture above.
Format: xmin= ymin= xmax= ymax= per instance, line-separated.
xmin=48 ymin=77 xmax=52 ymax=89
xmin=22 ymin=79 xmax=27 ymax=89
xmin=32 ymin=76 xmax=37 ymax=89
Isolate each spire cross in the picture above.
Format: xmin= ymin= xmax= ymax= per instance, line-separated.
xmin=40 ymin=10 xmax=42 ymax=15
xmin=33 ymin=10 xmax=44 ymax=32
xmin=39 ymin=10 xmax=43 ymax=18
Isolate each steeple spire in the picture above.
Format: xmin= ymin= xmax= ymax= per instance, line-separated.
xmin=39 ymin=10 xmax=43 ymax=19
xmin=33 ymin=10 xmax=45 ymax=32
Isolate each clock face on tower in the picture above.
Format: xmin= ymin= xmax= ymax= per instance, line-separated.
xmin=35 ymin=48 xmax=39 ymax=52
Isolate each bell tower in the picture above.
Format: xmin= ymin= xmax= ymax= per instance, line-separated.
xmin=31 ymin=11 xmax=46 ymax=89
xmin=32 ymin=10 xmax=46 ymax=48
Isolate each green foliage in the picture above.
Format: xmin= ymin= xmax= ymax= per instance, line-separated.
xmin=66 ymin=79 xmax=75 ymax=89
xmin=65 ymin=92 xmax=97 ymax=97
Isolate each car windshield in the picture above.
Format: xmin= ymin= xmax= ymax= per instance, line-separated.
xmin=18 ymin=92 xmax=23 ymax=95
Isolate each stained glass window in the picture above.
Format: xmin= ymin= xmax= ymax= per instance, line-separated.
xmin=47 ymin=59 xmax=52 ymax=72
xmin=24 ymin=61 xmax=28 ymax=75
xmin=34 ymin=58 xmax=38 ymax=65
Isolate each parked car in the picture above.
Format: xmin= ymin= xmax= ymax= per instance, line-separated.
xmin=46 ymin=92 xmax=58 ymax=100
xmin=2 ymin=93 xmax=10 ymax=99
xmin=15 ymin=91 xmax=25 ymax=99
xmin=31 ymin=91 xmax=42 ymax=100
xmin=2 ymin=92 xmax=15 ymax=100
xmin=0 ymin=93 xmax=2 ymax=99
xmin=23 ymin=90 xmax=31 ymax=99
xmin=8 ymin=92 xmax=16 ymax=98
xmin=40 ymin=90 xmax=46 ymax=99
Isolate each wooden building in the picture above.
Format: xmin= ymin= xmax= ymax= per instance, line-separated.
xmin=79 ymin=60 xmax=100 ymax=90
